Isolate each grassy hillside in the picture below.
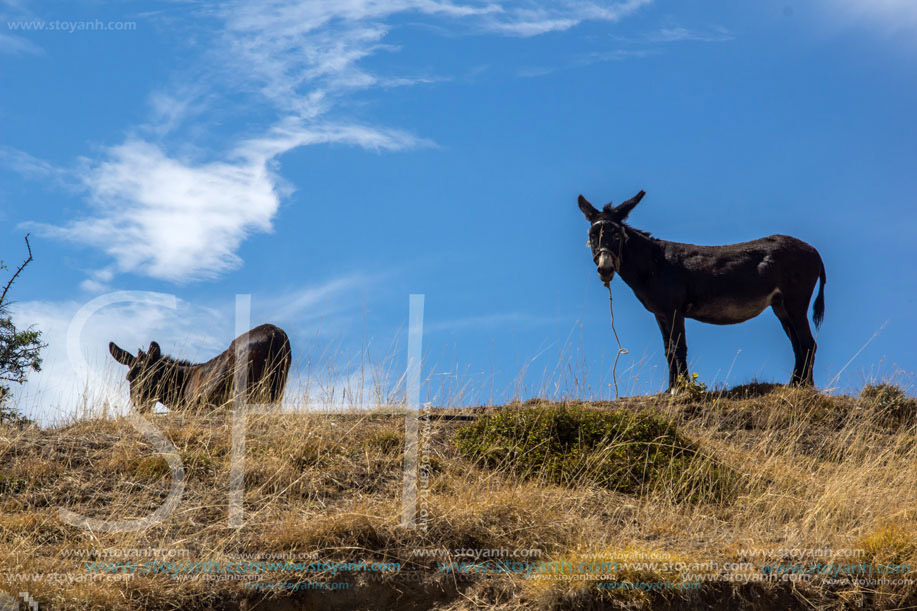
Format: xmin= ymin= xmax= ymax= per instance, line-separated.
xmin=2 ymin=383 xmax=917 ymax=610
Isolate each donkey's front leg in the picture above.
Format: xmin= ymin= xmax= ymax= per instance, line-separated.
xmin=655 ymin=313 xmax=688 ymax=392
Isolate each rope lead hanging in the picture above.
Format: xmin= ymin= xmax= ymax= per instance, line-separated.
xmin=606 ymin=282 xmax=628 ymax=400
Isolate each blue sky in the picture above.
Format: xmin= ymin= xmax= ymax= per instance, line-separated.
xmin=2 ymin=0 xmax=916 ymax=422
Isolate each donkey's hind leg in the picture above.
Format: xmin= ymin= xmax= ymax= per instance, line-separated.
xmin=772 ymin=295 xmax=816 ymax=386
xmin=772 ymin=294 xmax=802 ymax=385
xmin=788 ymin=308 xmax=816 ymax=386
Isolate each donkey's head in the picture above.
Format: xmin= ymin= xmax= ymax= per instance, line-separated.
xmin=109 ymin=341 xmax=166 ymax=412
xmin=578 ymin=190 xmax=645 ymax=285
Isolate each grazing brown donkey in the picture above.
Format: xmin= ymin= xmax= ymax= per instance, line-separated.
xmin=578 ymin=191 xmax=826 ymax=390
xmin=109 ymin=324 xmax=291 ymax=412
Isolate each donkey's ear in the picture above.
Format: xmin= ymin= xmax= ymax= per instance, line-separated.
xmin=147 ymin=341 xmax=162 ymax=360
xmin=577 ymin=195 xmax=599 ymax=222
xmin=109 ymin=342 xmax=135 ymax=366
xmin=612 ymin=190 xmax=645 ymax=221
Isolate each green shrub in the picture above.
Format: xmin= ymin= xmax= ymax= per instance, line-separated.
xmin=454 ymin=404 xmax=736 ymax=501
xmin=861 ymin=383 xmax=909 ymax=406
xmin=860 ymin=384 xmax=916 ymax=425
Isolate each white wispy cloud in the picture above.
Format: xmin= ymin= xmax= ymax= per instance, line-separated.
xmin=19 ymin=0 xmax=651 ymax=285
xmin=38 ymin=140 xmax=282 ymax=283
xmin=0 ymin=31 xmax=41 ymax=54
xmin=0 ymin=145 xmax=79 ymax=192
xmin=489 ymin=11 xmax=579 ymax=36
xmin=210 ymin=0 xmax=501 ymax=116
xmin=0 ymin=0 xmax=41 ymax=55
xmin=0 ymin=145 xmax=57 ymax=178
xmin=38 ymin=122 xmax=428 ymax=283
xmin=145 ymin=84 xmax=212 ymax=137
xmin=647 ymin=25 xmax=733 ymax=43
xmin=485 ymin=0 xmax=651 ymax=36
xmin=260 ymin=273 xmax=376 ymax=326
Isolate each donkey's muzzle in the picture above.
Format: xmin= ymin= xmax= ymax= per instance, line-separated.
xmin=599 ymin=270 xmax=615 ymax=285
xmin=596 ymin=252 xmax=616 ymax=284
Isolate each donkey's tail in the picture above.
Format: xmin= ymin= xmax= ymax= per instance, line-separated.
xmin=812 ymin=255 xmax=826 ymax=329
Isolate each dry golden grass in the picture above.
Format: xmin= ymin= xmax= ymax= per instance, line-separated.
xmin=1 ymin=384 xmax=916 ymax=609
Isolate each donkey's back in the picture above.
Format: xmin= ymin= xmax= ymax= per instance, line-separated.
xmin=187 ymin=324 xmax=292 ymax=407
xmin=670 ymin=234 xmax=825 ymax=326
